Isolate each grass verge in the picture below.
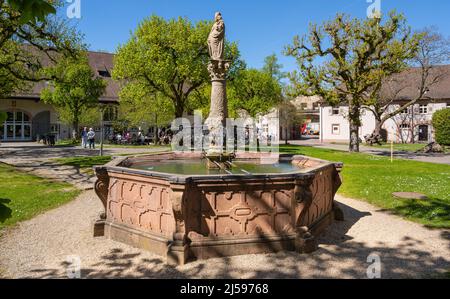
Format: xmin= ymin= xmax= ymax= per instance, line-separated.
xmin=0 ymin=163 xmax=81 ymax=229
xmin=281 ymin=145 xmax=450 ymax=229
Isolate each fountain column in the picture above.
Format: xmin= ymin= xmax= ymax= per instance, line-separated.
xmin=204 ymin=12 xmax=233 ymax=166
xmin=205 ymin=59 xmax=230 ymax=152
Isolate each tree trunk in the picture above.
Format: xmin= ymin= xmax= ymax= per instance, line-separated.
xmin=349 ymin=122 xmax=360 ymax=152
xmin=72 ymin=120 xmax=79 ymax=140
xmin=174 ymin=99 xmax=184 ymax=118
xmin=366 ymin=118 xmax=383 ymax=146
xmin=285 ymin=126 xmax=289 ymax=145
xmin=348 ymin=106 xmax=360 ymax=152
xmin=154 ymin=113 xmax=159 ymax=145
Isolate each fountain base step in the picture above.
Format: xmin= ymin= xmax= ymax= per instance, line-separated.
xmin=100 ymin=209 xmax=336 ymax=265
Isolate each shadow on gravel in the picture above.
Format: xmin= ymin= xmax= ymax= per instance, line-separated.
xmin=18 ymin=201 xmax=450 ymax=279
xmin=0 ymin=198 xmax=12 ymax=223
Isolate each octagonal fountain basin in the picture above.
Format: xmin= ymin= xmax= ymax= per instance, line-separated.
xmin=93 ymin=152 xmax=344 ymax=265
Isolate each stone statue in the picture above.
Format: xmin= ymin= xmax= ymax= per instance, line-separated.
xmin=207 ymin=12 xmax=225 ymax=61
xmin=205 ymin=12 xmax=231 ymax=160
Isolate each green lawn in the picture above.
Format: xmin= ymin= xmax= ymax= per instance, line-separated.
xmin=280 ymin=145 xmax=450 ymax=229
xmin=372 ymin=143 xmax=427 ymax=152
xmin=330 ymin=142 xmax=426 ymax=152
xmin=0 ymin=163 xmax=81 ymax=229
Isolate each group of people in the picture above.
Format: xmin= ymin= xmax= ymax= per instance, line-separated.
xmin=108 ymin=128 xmax=174 ymax=146
xmin=81 ymin=127 xmax=96 ymax=149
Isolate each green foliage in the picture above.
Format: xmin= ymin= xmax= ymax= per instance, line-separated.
xmin=41 ymin=54 xmax=106 ymax=132
xmin=228 ymin=69 xmax=282 ymax=118
xmin=432 ymin=108 xmax=450 ymax=146
xmin=7 ymin=0 xmax=56 ymax=24
xmin=0 ymin=0 xmax=84 ymax=98
xmin=280 ymin=145 xmax=450 ymax=229
xmin=117 ymin=82 xmax=175 ymax=128
xmin=285 ymin=11 xmax=421 ymax=152
xmin=113 ymin=15 xmax=243 ymax=117
xmin=262 ymin=54 xmax=286 ymax=82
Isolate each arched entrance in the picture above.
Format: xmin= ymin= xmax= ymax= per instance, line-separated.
xmin=1 ymin=111 xmax=32 ymax=141
xmin=32 ymin=111 xmax=51 ymax=141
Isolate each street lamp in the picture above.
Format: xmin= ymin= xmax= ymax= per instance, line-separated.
xmin=99 ymin=104 xmax=107 ymax=157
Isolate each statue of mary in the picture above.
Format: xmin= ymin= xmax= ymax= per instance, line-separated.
xmin=207 ymin=12 xmax=225 ymax=61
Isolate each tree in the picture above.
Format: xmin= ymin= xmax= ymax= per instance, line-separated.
xmin=113 ymin=15 xmax=242 ymax=118
xmin=262 ymin=54 xmax=286 ymax=82
xmin=278 ymin=99 xmax=303 ymax=145
xmin=41 ymin=55 xmax=106 ymax=138
xmin=285 ymin=12 xmax=420 ymax=152
xmin=117 ymin=82 xmax=175 ymax=143
xmin=0 ymin=0 xmax=83 ymax=98
xmin=228 ymin=69 xmax=283 ymax=118
xmin=364 ymin=27 xmax=450 ymax=145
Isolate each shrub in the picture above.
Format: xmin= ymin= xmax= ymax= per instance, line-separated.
xmin=432 ymin=108 xmax=450 ymax=146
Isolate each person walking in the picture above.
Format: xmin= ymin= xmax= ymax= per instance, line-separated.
xmin=81 ymin=127 xmax=88 ymax=148
xmin=87 ymin=128 xmax=96 ymax=149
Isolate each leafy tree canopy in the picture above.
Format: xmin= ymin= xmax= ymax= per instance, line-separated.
xmin=113 ymin=15 xmax=243 ymax=118
xmin=285 ymin=11 xmax=421 ymax=152
xmin=228 ymin=68 xmax=282 ymax=118
xmin=0 ymin=0 xmax=84 ymax=98
xmin=41 ymin=55 xmax=106 ymax=137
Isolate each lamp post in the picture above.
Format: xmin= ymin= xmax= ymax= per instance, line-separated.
xmin=99 ymin=105 xmax=106 ymax=157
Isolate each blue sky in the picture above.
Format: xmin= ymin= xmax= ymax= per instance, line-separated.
xmin=62 ymin=0 xmax=450 ymax=73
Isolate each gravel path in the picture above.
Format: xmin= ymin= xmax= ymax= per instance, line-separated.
xmin=0 ymin=144 xmax=170 ymax=190
xmin=0 ymin=191 xmax=448 ymax=279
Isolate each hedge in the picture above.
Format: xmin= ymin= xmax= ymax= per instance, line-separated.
xmin=432 ymin=108 xmax=450 ymax=146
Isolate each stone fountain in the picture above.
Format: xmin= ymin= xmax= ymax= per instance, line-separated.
xmin=204 ymin=12 xmax=233 ymax=169
xmin=93 ymin=13 xmax=344 ymax=265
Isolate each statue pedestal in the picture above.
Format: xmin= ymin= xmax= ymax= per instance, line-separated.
xmin=205 ymin=59 xmax=231 ymax=153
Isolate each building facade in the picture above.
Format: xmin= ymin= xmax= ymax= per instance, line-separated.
xmin=320 ymin=65 xmax=450 ymax=143
xmin=320 ymin=102 xmax=449 ymax=143
xmin=0 ymin=51 xmax=119 ymax=142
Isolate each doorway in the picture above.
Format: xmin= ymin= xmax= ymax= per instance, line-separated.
xmin=418 ymin=125 xmax=429 ymax=142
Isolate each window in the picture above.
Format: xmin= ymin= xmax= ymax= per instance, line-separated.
xmin=400 ymin=106 xmax=412 ymax=114
xmin=331 ymin=108 xmax=340 ymax=115
xmin=2 ymin=111 xmax=32 ymax=141
xmin=103 ymin=106 xmax=118 ymax=122
xmin=419 ymin=105 xmax=428 ymax=114
xmin=332 ymin=124 xmax=340 ymax=135
xmin=400 ymin=124 xmax=410 ymax=129
xmin=300 ymin=103 xmax=308 ymax=110
xmin=313 ymin=103 xmax=319 ymax=110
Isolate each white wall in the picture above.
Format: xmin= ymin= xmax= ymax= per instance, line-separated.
xmin=320 ymin=106 xmax=376 ymax=142
xmin=320 ymin=102 xmax=448 ymax=143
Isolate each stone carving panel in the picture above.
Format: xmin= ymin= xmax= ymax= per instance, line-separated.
xmin=107 ymin=178 xmax=174 ymax=237
xmin=190 ymin=185 xmax=295 ymax=239
xmin=301 ymin=166 xmax=335 ymax=226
